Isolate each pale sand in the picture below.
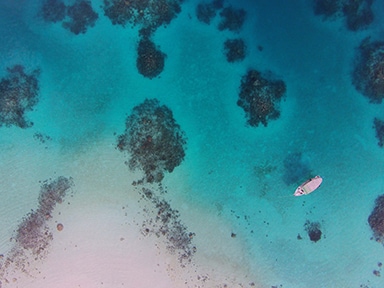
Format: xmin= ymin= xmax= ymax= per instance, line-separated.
xmin=0 ymin=135 xmax=262 ymax=288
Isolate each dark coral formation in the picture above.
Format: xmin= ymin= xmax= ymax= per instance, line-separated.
xmin=117 ymin=98 xmax=187 ymax=183
xmin=352 ymin=38 xmax=384 ymax=103
xmin=195 ymin=0 xmax=223 ymax=24
xmin=196 ymin=3 xmax=215 ymax=24
xmin=39 ymin=0 xmax=98 ymax=34
xmin=136 ymin=37 xmax=166 ymax=79
xmin=41 ymin=0 xmax=66 ymax=23
xmin=218 ymin=6 xmax=246 ymax=32
xmin=374 ymin=118 xmax=384 ymax=147
xmin=62 ymin=0 xmax=99 ymax=35
xmin=38 ymin=176 xmax=74 ymax=217
xmin=102 ymin=0 xmax=133 ymax=26
xmin=282 ymin=152 xmax=311 ymax=185
xmin=150 ymin=0 xmax=182 ymax=28
xmin=15 ymin=211 xmax=51 ymax=256
xmin=33 ymin=132 xmax=52 ymax=145
xmin=102 ymin=0 xmax=181 ymax=77
xmin=15 ymin=177 xmax=74 ymax=254
xmin=0 ymin=65 xmax=40 ymax=128
xmin=140 ymin=187 xmax=196 ymax=266
xmin=342 ymin=0 xmax=374 ymax=31
xmin=223 ymin=38 xmax=246 ymax=63
xmin=312 ymin=0 xmax=374 ymax=31
xmin=0 ymin=177 xmax=73 ymax=284
xmin=237 ymin=70 xmax=286 ymax=127
xmin=368 ymin=194 xmax=384 ymax=242
xmin=313 ymin=0 xmax=341 ymax=18
xmin=103 ymin=0 xmax=182 ymax=33
xmin=304 ymin=220 xmax=322 ymax=242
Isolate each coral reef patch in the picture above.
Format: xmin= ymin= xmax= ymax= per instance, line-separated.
xmin=373 ymin=118 xmax=384 ymax=147
xmin=136 ymin=37 xmax=166 ymax=79
xmin=103 ymin=0 xmax=182 ymax=33
xmin=304 ymin=220 xmax=322 ymax=242
xmin=62 ymin=0 xmax=99 ymax=35
xmin=39 ymin=0 xmax=98 ymax=34
xmin=237 ymin=70 xmax=286 ymax=127
xmin=0 ymin=177 xmax=74 ymax=283
xmin=140 ymin=187 xmax=196 ymax=266
xmin=40 ymin=0 xmax=67 ymax=23
xmin=312 ymin=0 xmax=374 ymax=31
xmin=195 ymin=0 xmax=224 ymax=24
xmin=352 ymin=37 xmax=384 ymax=103
xmin=218 ymin=6 xmax=246 ymax=32
xmin=223 ymin=38 xmax=246 ymax=63
xmin=117 ymin=98 xmax=187 ymax=183
xmin=0 ymin=65 xmax=40 ymax=128
xmin=368 ymin=194 xmax=384 ymax=242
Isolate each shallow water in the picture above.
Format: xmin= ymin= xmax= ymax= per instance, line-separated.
xmin=1 ymin=0 xmax=384 ymax=287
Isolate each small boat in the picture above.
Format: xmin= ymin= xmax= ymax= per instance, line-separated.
xmin=294 ymin=176 xmax=323 ymax=196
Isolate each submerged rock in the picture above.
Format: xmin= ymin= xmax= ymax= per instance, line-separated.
xmin=304 ymin=220 xmax=322 ymax=242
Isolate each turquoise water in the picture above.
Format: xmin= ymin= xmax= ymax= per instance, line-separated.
xmin=1 ymin=0 xmax=384 ymax=287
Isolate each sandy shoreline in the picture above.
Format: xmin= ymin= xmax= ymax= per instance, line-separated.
xmin=0 ymin=136 xmax=262 ymax=288
xmin=1 ymin=191 xmax=262 ymax=288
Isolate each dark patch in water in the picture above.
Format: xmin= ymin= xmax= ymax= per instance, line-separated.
xmin=304 ymin=220 xmax=322 ymax=242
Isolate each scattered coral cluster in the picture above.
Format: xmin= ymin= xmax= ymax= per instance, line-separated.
xmin=313 ymin=0 xmax=374 ymax=31
xmin=289 ymin=2 xmax=381 ymax=150
xmin=237 ymin=70 xmax=286 ymax=127
xmin=116 ymin=99 xmax=193 ymax=265
xmin=117 ymin=98 xmax=187 ymax=183
xmin=41 ymin=0 xmax=180 ymax=76
xmin=368 ymin=194 xmax=384 ymax=243
xmin=103 ymin=0 xmax=182 ymax=78
xmin=196 ymin=1 xmax=247 ymax=63
xmin=103 ymin=0 xmax=182 ymax=31
xmin=196 ymin=2 xmax=285 ymax=126
xmin=0 ymin=177 xmax=73 ymax=283
xmin=196 ymin=0 xmax=246 ymax=31
xmin=0 ymin=65 xmax=40 ymax=128
xmin=140 ymin=187 xmax=196 ymax=266
xmin=41 ymin=0 xmax=98 ymax=34
xmin=351 ymin=37 xmax=384 ymax=147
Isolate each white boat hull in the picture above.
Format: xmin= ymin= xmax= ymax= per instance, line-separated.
xmin=294 ymin=176 xmax=323 ymax=196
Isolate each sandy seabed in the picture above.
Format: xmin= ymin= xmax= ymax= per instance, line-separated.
xmin=0 ymin=134 xmax=263 ymax=288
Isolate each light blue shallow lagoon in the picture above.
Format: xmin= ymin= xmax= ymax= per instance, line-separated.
xmin=1 ymin=0 xmax=384 ymax=287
